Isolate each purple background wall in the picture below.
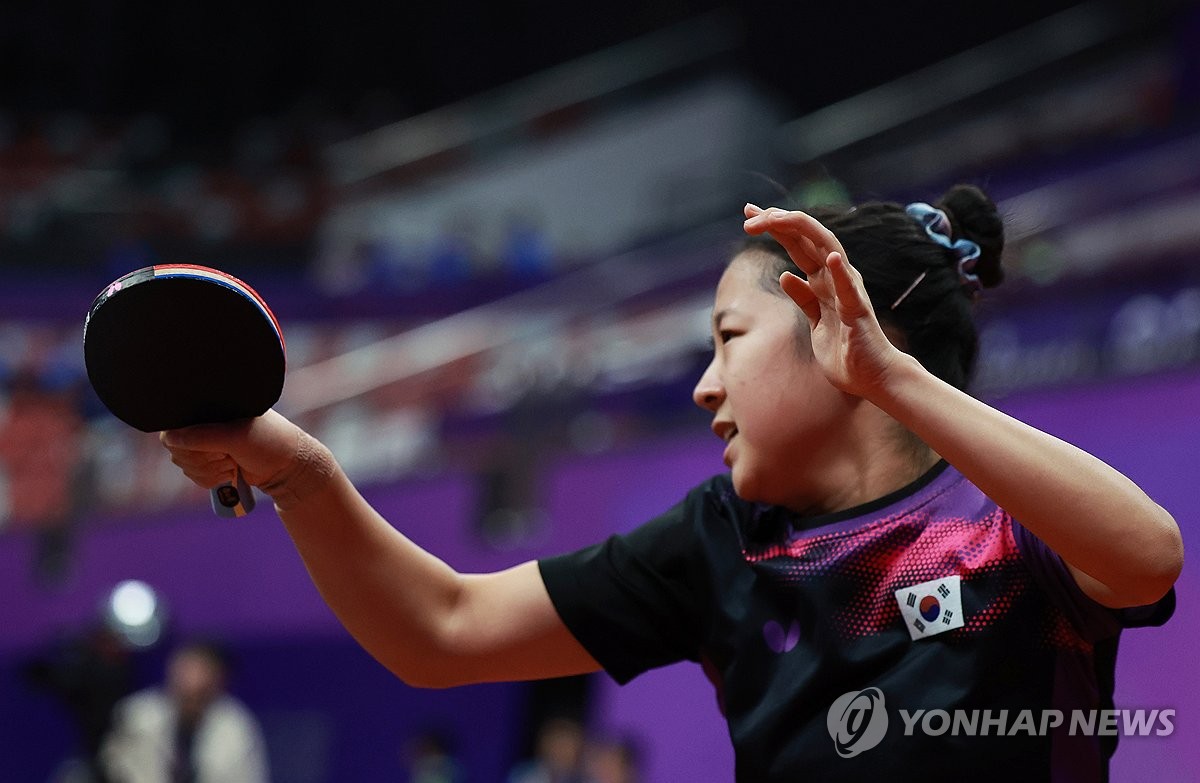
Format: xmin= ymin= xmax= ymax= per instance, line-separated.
xmin=2 ymin=370 xmax=1196 ymax=781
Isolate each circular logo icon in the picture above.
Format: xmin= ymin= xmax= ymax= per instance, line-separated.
xmin=919 ymin=595 xmax=941 ymax=622
xmin=827 ymin=687 xmax=888 ymax=758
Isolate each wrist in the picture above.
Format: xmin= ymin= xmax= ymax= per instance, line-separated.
xmin=259 ymin=430 xmax=338 ymax=511
xmin=861 ymin=350 xmax=928 ymax=407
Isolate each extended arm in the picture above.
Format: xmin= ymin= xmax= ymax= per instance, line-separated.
xmin=162 ymin=411 xmax=601 ymax=687
xmin=868 ymin=357 xmax=1181 ymax=607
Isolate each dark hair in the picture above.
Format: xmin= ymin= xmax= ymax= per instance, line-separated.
xmin=739 ymin=184 xmax=1004 ymax=391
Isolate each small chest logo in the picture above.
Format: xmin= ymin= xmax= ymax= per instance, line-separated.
xmin=894 ymin=575 xmax=964 ymax=640
xmin=762 ymin=619 xmax=801 ymax=653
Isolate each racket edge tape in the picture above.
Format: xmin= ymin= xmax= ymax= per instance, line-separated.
xmin=84 ymin=264 xmax=287 ymax=518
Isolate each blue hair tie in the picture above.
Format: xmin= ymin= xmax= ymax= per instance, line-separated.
xmin=905 ymin=202 xmax=982 ymax=297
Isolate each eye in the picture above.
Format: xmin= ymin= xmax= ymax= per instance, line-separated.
xmin=706 ymin=328 xmax=739 ymax=351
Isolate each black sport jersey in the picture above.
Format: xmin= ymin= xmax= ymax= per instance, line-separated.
xmin=538 ymin=462 xmax=1174 ymax=782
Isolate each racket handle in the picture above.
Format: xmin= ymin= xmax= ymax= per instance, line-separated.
xmin=210 ymin=468 xmax=256 ymax=518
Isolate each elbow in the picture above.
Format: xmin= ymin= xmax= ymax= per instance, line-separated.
xmin=383 ymin=576 xmax=476 ymax=690
xmin=384 ymin=608 xmax=479 ymax=690
xmin=384 ymin=646 xmax=472 ymax=690
xmin=1082 ymin=507 xmax=1183 ymax=609
xmin=345 ymin=624 xmax=467 ymax=690
xmin=391 ymin=655 xmax=486 ymax=690
xmin=1148 ymin=509 xmax=1184 ymax=598
xmin=1144 ymin=524 xmax=1184 ymax=604
xmin=1119 ymin=510 xmax=1184 ymax=607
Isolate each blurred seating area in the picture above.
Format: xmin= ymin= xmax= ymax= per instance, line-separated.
xmin=4 ymin=5 xmax=1200 ymax=782
xmin=1 ymin=2 xmax=1198 ymax=536
xmin=0 ymin=108 xmax=329 ymax=276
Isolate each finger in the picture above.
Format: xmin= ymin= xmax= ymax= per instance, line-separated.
xmin=744 ymin=210 xmax=829 ymax=275
xmin=167 ymin=448 xmax=230 ymax=468
xmin=745 ymin=208 xmax=844 ymax=259
xmin=742 ymin=206 xmax=793 ymax=233
xmin=177 ymin=456 xmax=238 ymax=488
xmin=827 ymin=252 xmax=872 ymax=320
xmin=745 ymin=217 xmax=821 ymax=275
xmin=161 ymin=420 xmax=250 ymax=451
xmin=779 ymin=234 xmax=825 ymax=277
xmin=779 ymin=210 xmax=844 ymax=256
xmin=168 ymin=450 xmax=237 ymax=488
xmin=780 ymin=272 xmax=822 ymax=326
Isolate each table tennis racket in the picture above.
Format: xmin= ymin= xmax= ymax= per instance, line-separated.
xmin=84 ymin=264 xmax=286 ymax=517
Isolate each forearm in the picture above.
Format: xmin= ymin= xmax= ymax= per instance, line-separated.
xmin=265 ymin=443 xmax=466 ymax=686
xmin=871 ymin=356 xmax=1182 ymax=606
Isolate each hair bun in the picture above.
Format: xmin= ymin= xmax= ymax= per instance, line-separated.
xmin=937 ymin=184 xmax=1004 ymax=288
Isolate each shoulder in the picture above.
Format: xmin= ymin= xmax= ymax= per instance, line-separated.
xmin=892 ymin=462 xmax=998 ymax=524
xmin=624 ymin=473 xmax=752 ymax=550
xmin=208 ymin=694 xmax=262 ymax=728
xmin=116 ymin=688 xmax=169 ymax=713
xmin=111 ymin=688 xmax=172 ymax=729
xmin=197 ymin=696 xmax=266 ymax=751
xmin=540 ymin=474 xmax=743 ymax=596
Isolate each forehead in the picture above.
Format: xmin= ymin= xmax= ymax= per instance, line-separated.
xmin=713 ymin=252 xmax=777 ymax=312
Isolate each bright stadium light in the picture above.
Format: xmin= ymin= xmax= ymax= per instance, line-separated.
xmin=104 ymin=579 xmax=166 ymax=648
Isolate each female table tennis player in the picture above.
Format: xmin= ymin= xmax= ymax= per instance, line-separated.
xmin=160 ymin=185 xmax=1181 ymax=781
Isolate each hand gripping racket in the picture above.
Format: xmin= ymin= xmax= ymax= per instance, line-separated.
xmin=84 ymin=264 xmax=286 ymax=517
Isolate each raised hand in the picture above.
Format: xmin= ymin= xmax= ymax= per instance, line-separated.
xmin=742 ymin=203 xmax=909 ymax=398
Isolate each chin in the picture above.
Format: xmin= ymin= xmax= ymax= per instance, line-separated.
xmin=730 ymin=468 xmax=768 ymax=504
xmin=731 ymin=466 xmax=798 ymax=508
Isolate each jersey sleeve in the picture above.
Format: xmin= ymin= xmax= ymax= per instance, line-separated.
xmin=1011 ymin=518 xmax=1176 ymax=642
xmin=537 ymin=484 xmax=715 ymax=684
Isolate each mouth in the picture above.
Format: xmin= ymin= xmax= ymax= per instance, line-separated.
xmin=715 ymin=423 xmax=738 ymax=466
xmin=712 ymin=420 xmax=738 ymax=444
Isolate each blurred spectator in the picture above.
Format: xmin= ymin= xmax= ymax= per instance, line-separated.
xmin=23 ymin=624 xmax=135 ymax=783
xmin=100 ymin=639 xmax=268 ymax=783
xmin=508 ymin=716 xmax=591 ymax=783
xmin=0 ymin=368 xmax=86 ymax=532
xmin=583 ymin=735 xmax=640 ymax=783
xmin=403 ymin=728 xmax=465 ymax=783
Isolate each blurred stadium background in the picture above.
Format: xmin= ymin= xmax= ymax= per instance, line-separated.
xmin=1 ymin=0 xmax=1197 ymax=780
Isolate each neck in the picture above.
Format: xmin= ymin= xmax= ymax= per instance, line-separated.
xmin=785 ymin=411 xmax=939 ymax=516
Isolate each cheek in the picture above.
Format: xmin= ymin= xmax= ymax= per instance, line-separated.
xmin=747 ymin=365 xmax=846 ymax=451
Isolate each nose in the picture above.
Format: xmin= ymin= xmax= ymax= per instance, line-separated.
xmin=692 ymin=360 xmax=724 ymax=412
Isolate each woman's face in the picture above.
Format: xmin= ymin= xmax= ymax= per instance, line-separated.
xmin=693 ymin=251 xmax=853 ymax=509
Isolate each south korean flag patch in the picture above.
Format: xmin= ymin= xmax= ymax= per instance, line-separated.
xmin=894 ymin=575 xmax=964 ymax=640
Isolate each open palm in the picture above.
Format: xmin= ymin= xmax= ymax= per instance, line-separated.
xmin=743 ymin=204 xmax=904 ymax=398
